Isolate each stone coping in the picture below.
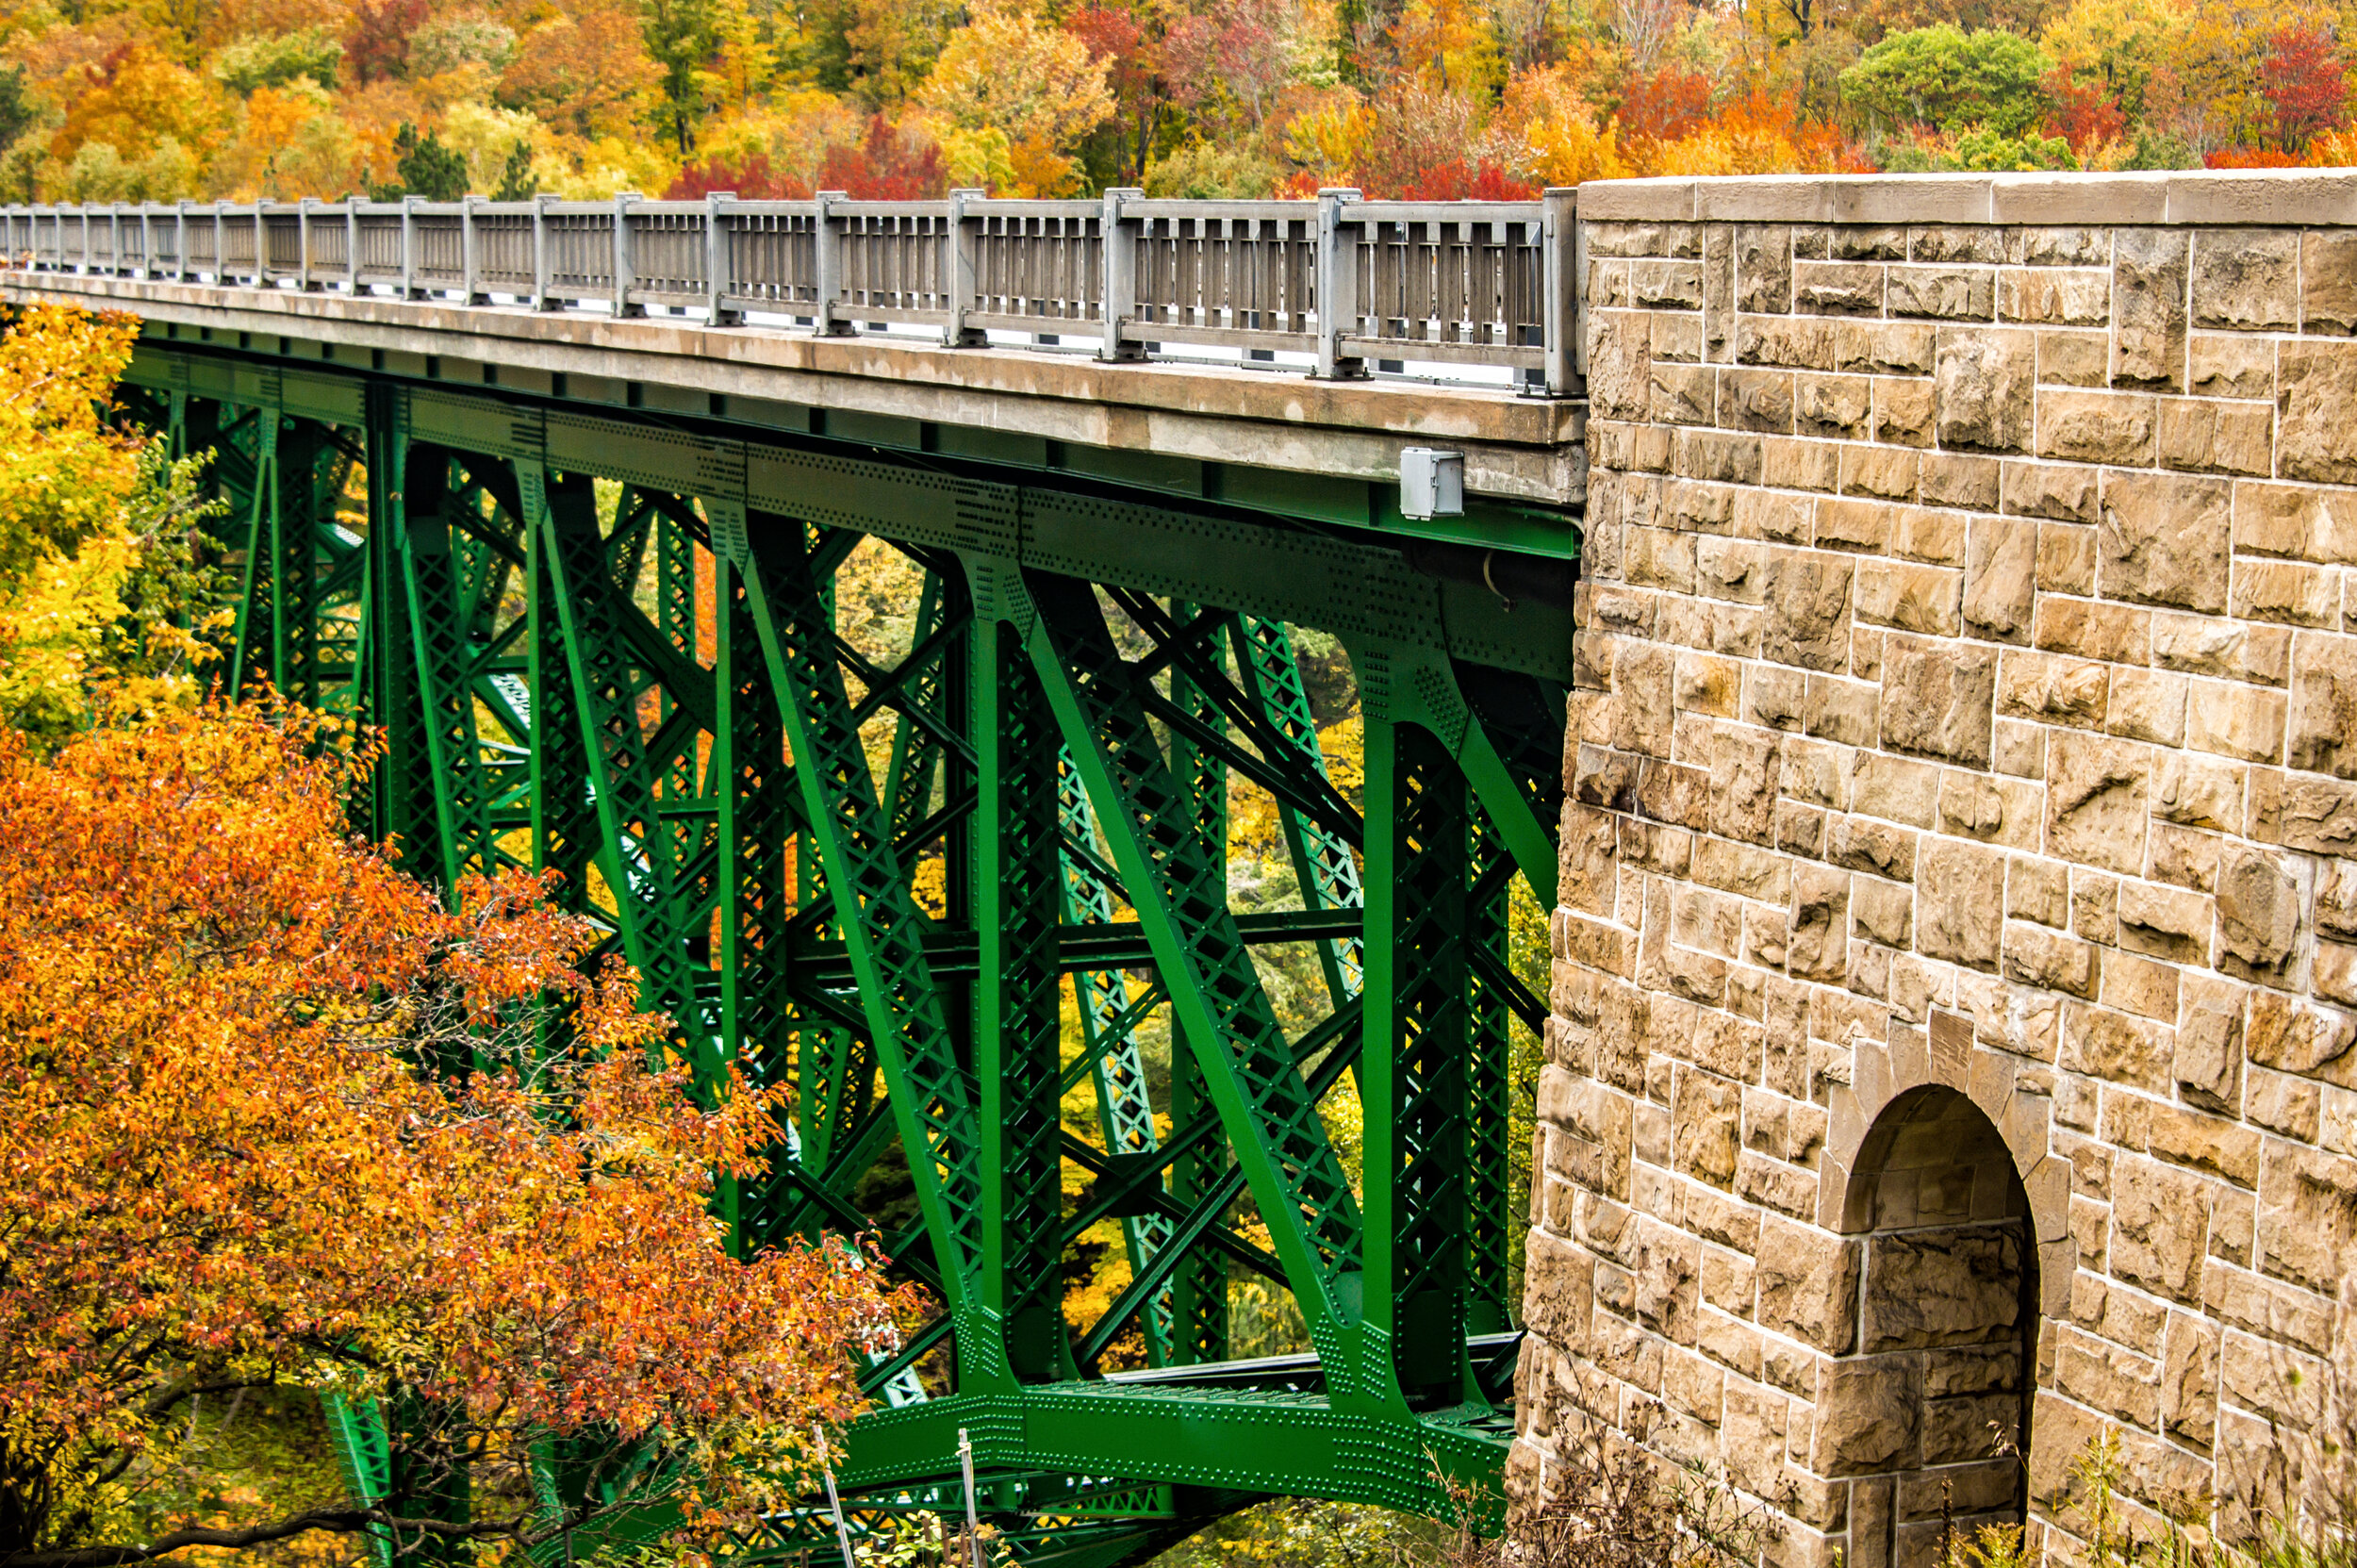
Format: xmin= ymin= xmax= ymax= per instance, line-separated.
xmin=1577 ymin=168 xmax=2357 ymax=228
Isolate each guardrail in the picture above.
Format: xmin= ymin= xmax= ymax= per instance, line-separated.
xmin=0 ymin=190 xmax=1582 ymax=393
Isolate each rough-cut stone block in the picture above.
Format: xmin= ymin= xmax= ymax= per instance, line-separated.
xmin=2038 ymin=389 xmax=2157 ymax=466
xmin=2039 ymin=329 xmax=2109 ymax=387
xmin=2290 ymin=635 xmax=2357 ymax=779
xmin=2233 ymin=561 xmax=2339 ymax=628
xmin=1887 ymin=265 xmax=1994 ymax=321
xmin=2004 ymin=461 xmax=2099 ymax=523
xmin=2110 ymin=1153 xmax=2211 ymax=1303
xmin=2046 ymin=731 xmax=2151 ymax=875
xmin=1998 ymin=648 xmax=2108 ymax=730
xmin=2191 ymin=333 xmax=2277 ymax=399
xmin=1761 ymin=550 xmax=1854 ymax=672
xmin=2113 ymin=228 xmax=2190 ymax=390
xmin=2304 ymin=231 xmax=2357 ymax=336
xmin=2158 ymin=399 xmax=2272 ymax=477
xmin=2279 ymin=341 xmax=2357 ymax=484
xmin=1793 ymin=371 xmax=1870 ymax=438
xmin=2191 ymin=231 xmax=2299 ymax=331
xmin=1933 ymin=327 xmax=2035 ymax=453
xmin=2000 ymin=267 xmax=2109 ymax=325
xmin=1855 ymin=559 xmax=1962 ymax=635
xmin=1881 ymin=638 xmax=1996 ymax=767
xmin=1962 ymin=515 xmax=2036 ymax=642
xmin=1794 ymin=261 xmax=1885 ymax=316
xmin=1917 ymin=838 xmax=2005 ymax=971
xmin=2099 ymin=471 xmax=2232 ymax=615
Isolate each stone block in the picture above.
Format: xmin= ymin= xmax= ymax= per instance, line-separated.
xmin=1711 ymin=724 xmax=1783 ymax=846
xmin=2039 ymin=328 xmax=2109 ymax=387
xmin=2257 ymin=1144 xmax=2357 ymax=1294
xmin=2191 ymin=332 xmax=2278 ymax=399
xmin=1654 ymin=362 xmax=1718 ymax=425
xmin=1762 ymin=550 xmax=1855 ymax=672
xmin=1862 ymin=1227 xmax=2024 ymax=1352
xmin=2005 ymin=461 xmax=2099 ymax=523
xmin=1933 ymin=327 xmax=2035 ymax=453
xmin=2152 ymin=611 xmax=2291 ymax=685
xmin=1841 ymin=445 xmax=1920 ymax=501
xmin=2147 ymin=1102 xmax=2262 ymax=1187
xmin=1740 ymin=315 xmax=1838 ymax=371
xmin=2191 ymin=230 xmax=2299 ymax=330
xmin=2004 ymin=921 xmax=2099 ymax=998
xmin=1674 ymin=1069 xmax=1742 ymax=1188
xmin=2279 ymin=341 xmax=2357 ymax=484
xmin=1852 ymin=875 xmax=1914 ymax=949
xmin=2045 ymin=731 xmax=2151 ymax=875
xmin=1794 ymin=261 xmax=1886 ymax=315
xmin=1721 ymin=368 xmax=1797 ymax=434
xmin=2302 ymin=230 xmax=2357 ymax=335
xmin=2116 ymin=877 xmax=2212 ymax=964
xmin=2233 ymin=560 xmax=2340 ymax=628
xmin=1855 ymin=559 xmax=1962 ymax=635
xmin=2157 ymin=399 xmax=2272 ymax=477
xmin=2151 ymin=750 xmax=2245 ymax=834
xmin=2237 ymin=481 xmax=2357 ymax=565
xmin=2112 ymin=228 xmax=2189 ymax=390
xmin=2037 ymin=596 xmax=2150 ymax=665
xmin=1827 ymin=814 xmax=1918 ymax=883
xmin=2009 ymin=856 xmax=2069 ymax=928
xmin=2038 ymin=389 xmax=2157 ymax=466
xmin=1916 ymin=837 xmax=2005 ymax=972
xmin=1998 ymin=649 xmax=2107 ymax=730
xmin=2187 ymin=680 xmax=2287 ymax=764
xmin=1839 ymin=320 xmax=1936 ymax=374
xmin=2176 ymin=974 xmax=2247 ymax=1111
xmin=1793 ymin=371 xmax=1871 ymax=438
xmin=1938 ymin=770 xmax=2040 ymax=848
xmin=2108 ymin=668 xmax=2186 ymax=746
xmin=1805 ymin=675 xmax=1880 ymax=747
xmin=1881 ymin=637 xmax=1996 ymax=767
xmin=1874 ymin=377 xmax=1936 ymax=448
xmin=1788 ymin=860 xmax=1851 ymax=981
xmin=1737 ymin=225 xmax=1794 ymax=313
xmin=1811 ymin=1360 xmax=1921 ymax=1476
xmin=2099 ymin=470 xmax=2232 ymax=614
xmin=1755 ymin=1213 xmax=1859 ymax=1354
xmin=1887 ymin=265 xmax=1994 ymax=320
xmin=2290 ymin=634 xmax=2357 ymax=778
xmin=2110 ymin=1152 xmax=2210 ymax=1303
xmin=2000 ymin=267 xmax=2109 ymax=324
xmin=1962 ymin=515 xmax=2036 ymax=641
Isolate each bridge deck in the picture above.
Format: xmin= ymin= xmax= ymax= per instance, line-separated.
xmin=7 ymin=272 xmax=1586 ymax=520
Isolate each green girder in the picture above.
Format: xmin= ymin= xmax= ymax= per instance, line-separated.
xmin=127 ymin=336 xmax=1574 ymax=1564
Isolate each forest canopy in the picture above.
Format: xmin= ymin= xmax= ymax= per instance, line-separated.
xmin=0 ymin=0 xmax=2349 ymax=211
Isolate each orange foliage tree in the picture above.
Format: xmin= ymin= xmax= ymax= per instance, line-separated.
xmin=0 ymin=703 xmax=913 ymax=1568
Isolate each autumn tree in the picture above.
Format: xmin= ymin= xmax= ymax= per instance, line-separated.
xmin=916 ymin=3 xmax=1114 ymax=192
xmin=2261 ymin=21 xmax=2344 ymax=150
xmin=1839 ymin=22 xmax=2053 ymax=135
xmin=0 ymin=702 xmax=911 ymax=1568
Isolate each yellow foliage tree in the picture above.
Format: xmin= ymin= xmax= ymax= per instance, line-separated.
xmin=916 ymin=3 xmax=1114 ymax=191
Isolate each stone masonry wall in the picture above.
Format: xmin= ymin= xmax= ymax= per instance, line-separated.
xmin=1518 ymin=171 xmax=2357 ymax=1568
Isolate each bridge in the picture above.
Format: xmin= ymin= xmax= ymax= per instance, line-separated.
xmin=3 ymin=192 xmax=1586 ymax=1565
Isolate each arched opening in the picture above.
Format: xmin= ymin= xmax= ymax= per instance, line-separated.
xmin=1834 ymin=1085 xmax=2037 ymax=1568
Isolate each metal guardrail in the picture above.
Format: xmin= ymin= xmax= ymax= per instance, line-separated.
xmin=0 ymin=189 xmax=1582 ymax=392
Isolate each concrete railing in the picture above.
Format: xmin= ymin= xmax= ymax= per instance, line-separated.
xmin=1 ymin=190 xmax=1583 ymax=392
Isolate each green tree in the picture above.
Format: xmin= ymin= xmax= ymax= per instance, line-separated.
xmin=1840 ymin=24 xmax=2055 ymax=136
xmin=370 ymin=122 xmax=468 ymax=199
xmin=642 ymin=0 xmax=722 ymax=154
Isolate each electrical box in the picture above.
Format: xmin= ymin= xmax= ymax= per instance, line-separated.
xmin=1399 ymin=448 xmax=1464 ymax=520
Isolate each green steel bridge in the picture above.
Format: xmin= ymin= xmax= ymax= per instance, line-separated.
xmin=9 ymin=191 xmax=1581 ymax=1568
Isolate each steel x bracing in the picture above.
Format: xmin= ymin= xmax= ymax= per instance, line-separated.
xmin=125 ymin=336 xmax=1573 ymax=1566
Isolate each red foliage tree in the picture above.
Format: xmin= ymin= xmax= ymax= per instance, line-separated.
xmin=1066 ymin=5 xmax=1164 ymax=185
xmin=1616 ymin=65 xmax=1713 ymax=144
xmin=665 ymin=154 xmax=814 ymax=199
xmin=343 ymin=0 xmax=427 ymax=84
xmin=2262 ymin=23 xmax=2347 ymax=152
xmin=815 ymin=114 xmax=948 ymax=199
xmin=1392 ymin=159 xmax=1540 ymax=198
xmin=2042 ymin=65 xmax=2124 ymax=157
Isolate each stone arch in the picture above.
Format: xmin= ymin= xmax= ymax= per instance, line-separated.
xmin=1828 ymin=1084 xmax=2036 ymax=1568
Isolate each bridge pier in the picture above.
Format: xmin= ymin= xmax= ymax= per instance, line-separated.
xmin=1529 ymin=172 xmax=2357 ymax=1567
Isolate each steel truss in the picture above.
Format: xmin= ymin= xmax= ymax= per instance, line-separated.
xmin=124 ymin=339 xmax=1571 ymax=1567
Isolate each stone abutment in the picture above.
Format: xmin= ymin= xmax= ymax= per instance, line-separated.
xmin=1519 ymin=171 xmax=2357 ymax=1566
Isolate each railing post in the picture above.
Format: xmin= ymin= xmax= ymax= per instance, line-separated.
xmin=943 ymin=187 xmax=985 ymax=347
xmin=812 ymin=190 xmax=849 ymax=336
xmin=1097 ymin=187 xmax=1143 ymax=363
xmin=81 ymin=206 xmax=93 ymax=273
xmin=1541 ymin=186 xmax=1581 ymax=397
xmin=531 ymin=193 xmax=557 ymax=310
xmin=612 ymin=192 xmax=643 ymax=317
xmin=1314 ymin=187 xmax=1365 ymax=380
xmin=401 ymin=194 xmax=420 ymax=299
xmin=298 ymin=196 xmax=317 ymax=289
xmin=461 ymin=192 xmax=485 ymax=304
xmin=705 ymin=190 xmax=739 ymax=325
xmin=346 ymin=196 xmax=359 ymax=293
xmin=212 ymin=204 xmax=225 ymax=285
xmin=173 ymin=200 xmax=189 ymax=282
